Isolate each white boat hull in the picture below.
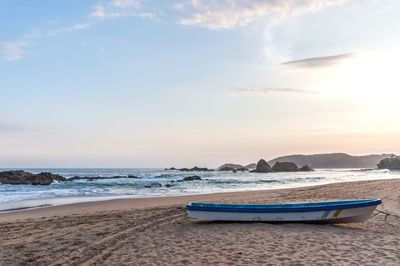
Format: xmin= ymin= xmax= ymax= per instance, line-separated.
xmin=187 ymin=205 xmax=377 ymax=223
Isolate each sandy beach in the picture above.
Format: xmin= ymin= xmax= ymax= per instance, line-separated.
xmin=1 ymin=179 xmax=399 ymax=265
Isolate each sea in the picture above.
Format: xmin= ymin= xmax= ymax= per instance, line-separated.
xmin=0 ymin=168 xmax=399 ymax=212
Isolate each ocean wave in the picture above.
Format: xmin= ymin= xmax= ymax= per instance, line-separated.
xmin=1 ymin=168 xmax=399 ymax=208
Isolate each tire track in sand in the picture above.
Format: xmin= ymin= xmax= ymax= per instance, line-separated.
xmin=49 ymin=208 xmax=185 ymax=266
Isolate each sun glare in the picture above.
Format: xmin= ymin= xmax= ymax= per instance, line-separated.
xmin=338 ymin=49 xmax=400 ymax=100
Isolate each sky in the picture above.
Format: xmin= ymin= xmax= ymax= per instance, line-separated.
xmin=1 ymin=0 xmax=400 ymax=168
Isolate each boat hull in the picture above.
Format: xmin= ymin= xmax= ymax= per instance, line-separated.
xmin=187 ymin=205 xmax=376 ymax=223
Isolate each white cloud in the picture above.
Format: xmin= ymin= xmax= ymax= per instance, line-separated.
xmin=90 ymin=0 xmax=154 ymax=19
xmin=112 ymin=0 xmax=141 ymax=8
xmin=1 ymin=22 xmax=92 ymax=61
xmin=69 ymin=23 xmax=92 ymax=32
xmin=135 ymin=13 xmax=156 ymax=19
xmin=45 ymin=22 xmax=93 ymax=37
xmin=176 ymin=0 xmax=345 ymax=30
xmin=91 ymin=4 xmax=106 ymax=18
xmin=282 ymin=53 xmax=357 ymax=68
xmin=0 ymin=41 xmax=28 ymax=61
xmin=174 ymin=1 xmax=348 ymax=66
xmin=1 ymin=0 xmax=153 ymax=61
xmin=71 ymin=23 xmax=91 ymax=30
xmin=232 ymin=87 xmax=318 ymax=96
xmin=173 ymin=2 xmax=185 ymax=10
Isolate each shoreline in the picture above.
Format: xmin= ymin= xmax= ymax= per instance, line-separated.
xmin=1 ymin=176 xmax=398 ymax=215
xmin=1 ymin=179 xmax=399 ymax=265
xmin=1 ymin=168 xmax=398 ymax=215
xmin=1 ymin=178 xmax=399 ymax=222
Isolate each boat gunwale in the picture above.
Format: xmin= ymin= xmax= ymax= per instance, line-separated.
xmin=186 ymin=199 xmax=381 ymax=213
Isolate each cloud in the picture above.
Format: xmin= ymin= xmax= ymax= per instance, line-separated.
xmin=1 ymin=0 xmax=151 ymax=61
xmin=281 ymin=53 xmax=357 ymax=68
xmin=173 ymin=2 xmax=185 ymax=10
xmin=232 ymin=88 xmax=318 ymax=96
xmin=47 ymin=23 xmax=93 ymax=36
xmin=112 ymin=0 xmax=141 ymax=8
xmin=0 ymin=41 xmax=28 ymax=61
xmin=176 ymin=0 xmax=345 ymax=30
xmin=1 ymin=21 xmax=92 ymax=61
xmin=91 ymin=4 xmax=106 ymax=18
xmin=90 ymin=0 xmax=154 ymax=19
xmin=71 ymin=23 xmax=91 ymax=30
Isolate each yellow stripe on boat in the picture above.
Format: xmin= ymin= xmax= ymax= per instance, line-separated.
xmin=333 ymin=209 xmax=343 ymax=218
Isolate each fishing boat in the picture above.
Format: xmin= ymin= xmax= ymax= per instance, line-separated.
xmin=186 ymin=199 xmax=381 ymax=223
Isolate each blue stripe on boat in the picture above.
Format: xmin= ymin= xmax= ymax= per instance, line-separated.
xmin=186 ymin=199 xmax=381 ymax=213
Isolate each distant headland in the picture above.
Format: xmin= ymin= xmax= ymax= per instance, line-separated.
xmin=217 ymin=153 xmax=395 ymax=170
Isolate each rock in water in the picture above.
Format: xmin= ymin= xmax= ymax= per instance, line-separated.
xmin=298 ymin=165 xmax=314 ymax=171
xmin=177 ymin=176 xmax=202 ymax=182
xmin=0 ymin=170 xmax=66 ymax=185
xmin=251 ymin=159 xmax=273 ymax=173
xmin=0 ymin=170 xmax=33 ymax=185
xmin=178 ymin=167 xmax=213 ymax=172
xmin=32 ymin=172 xmax=66 ymax=185
xmin=127 ymin=175 xmax=141 ymax=179
xmin=217 ymin=163 xmax=244 ymax=171
xmin=272 ymin=162 xmax=299 ymax=172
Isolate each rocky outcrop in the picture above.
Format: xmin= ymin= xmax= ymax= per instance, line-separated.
xmin=218 ymin=163 xmax=244 ymax=170
xmin=166 ymin=167 xmax=214 ymax=172
xmin=272 ymin=162 xmax=299 ymax=172
xmin=218 ymin=163 xmax=256 ymax=171
xmin=177 ymin=176 xmax=202 ymax=182
xmin=250 ymin=159 xmax=314 ymax=173
xmin=0 ymin=170 xmax=144 ymax=185
xmin=0 ymin=170 xmax=33 ymax=185
xmin=251 ymin=159 xmax=273 ymax=173
xmin=180 ymin=167 xmax=214 ymax=172
xmin=32 ymin=172 xmax=67 ymax=185
xmin=68 ymin=175 xmax=140 ymax=181
xmin=219 ymin=166 xmax=249 ymax=172
xmin=0 ymin=170 xmax=66 ymax=185
xmin=378 ymin=156 xmax=400 ymax=170
xmin=298 ymin=165 xmax=314 ymax=171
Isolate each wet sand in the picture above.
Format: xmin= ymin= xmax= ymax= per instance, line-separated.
xmin=1 ymin=179 xmax=399 ymax=265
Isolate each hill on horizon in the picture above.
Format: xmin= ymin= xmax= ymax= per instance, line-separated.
xmin=268 ymin=153 xmax=395 ymax=169
xmin=218 ymin=163 xmax=256 ymax=170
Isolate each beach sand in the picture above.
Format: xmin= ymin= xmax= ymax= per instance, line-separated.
xmin=1 ymin=179 xmax=399 ymax=265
